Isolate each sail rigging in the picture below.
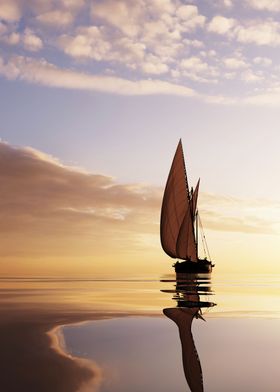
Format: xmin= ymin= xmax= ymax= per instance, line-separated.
xmin=160 ymin=140 xmax=199 ymax=261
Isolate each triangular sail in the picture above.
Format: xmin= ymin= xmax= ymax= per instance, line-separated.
xmin=160 ymin=140 xmax=189 ymax=258
xmin=176 ymin=179 xmax=200 ymax=261
xmin=176 ymin=204 xmax=197 ymax=261
xmin=160 ymin=140 xmax=198 ymax=261
xmin=191 ymin=179 xmax=200 ymax=216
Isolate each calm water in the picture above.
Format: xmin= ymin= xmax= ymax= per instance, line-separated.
xmin=0 ymin=273 xmax=280 ymax=391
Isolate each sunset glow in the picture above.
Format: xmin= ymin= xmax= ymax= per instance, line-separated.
xmin=1 ymin=0 xmax=280 ymax=277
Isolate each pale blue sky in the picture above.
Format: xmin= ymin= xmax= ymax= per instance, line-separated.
xmin=1 ymin=0 xmax=280 ymax=199
xmin=2 ymin=78 xmax=280 ymax=200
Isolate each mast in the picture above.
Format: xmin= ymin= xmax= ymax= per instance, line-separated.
xmin=181 ymin=141 xmax=190 ymax=203
xmin=190 ymin=179 xmax=200 ymax=260
xmin=195 ymin=211 xmax=198 ymax=253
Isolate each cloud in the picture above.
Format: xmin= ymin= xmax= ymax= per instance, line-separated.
xmin=34 ymin=0 xmax=85 ymax=25
xmin=58 ymin=1 xmax=206 ymax=76
xmin=141 ymin=54 xmax=169 ymax=75
xmin=0 ymin=0 xmax=21 ymax=21
xmin=1 ymin=140 xmax=279 ymax=275
xmin=1 ymin=141 xmax=277 ymax=252
xmin=90 ymin=0 xmax=205 ymax=39
xmin=223 ymin=56 xmax=248 ymax=69
xmin=59 ymin=26 xmax=112 ymax=60
xmin=60 ymin=25 xmax=173 ymax=77
xmin=243 ymin=87 xmax=280 ymax=106
xmin=0 ymin=25 xmax=42 ymax=50
xmin=0 ymin=31 xmax=20 ymax=45
xmin=1 ymin=53 xmax=277 ymax=105
xmin=181 ymin=56 xmax=208 ymax=72
xmin=199 ymin=193 xmax=279 ymax=235
xmin=241 ymin=69 xmax=263 ymax=82
xmin=0 ymin=55 xmax=195 ymax=96
xmin=179 ymin=56 xmax=218 ymax=83
xmin=4 ymin=3 xmax=280 ymax=108
xmin=176 ymin=4 xmax=206 ymax=31
xmin=235 ymin=20 xmax=280 ymax=46
xmin=207 ymin=15 xmax=280 ymax=47
xmin=223 ymin=0 xmax=233 ymax=7
xmin=253 ymin=56 xmax=272 ymax=66
xmin=0 ymin=22 xmax=7 ymax=35
xmin=59 ymin=0 xmax=85 ymax=10
xmin=208 ymin=15 xmax=236 ymax=35
xmin=0 ymin=143 xmax=165 ymax=277
xmin=203 ymin=214 xmax=276 ymax=234
xmin=48 ymin=326 xmax=103 ymax=392
xmin=0 ymin=141 xmax=161 ymax=257
xmin=246 ymin=0 xmax=280 ymax=11
xmin=22 ymin=28 xmax=43 ymax=51
xmin=36 ymin=10 xmax=74 ymax=27
xmin=91 ymin=0 xmax=141 ymax=37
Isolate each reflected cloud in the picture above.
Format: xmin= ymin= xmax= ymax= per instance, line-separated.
xmin=0 ymin=316 xmax=104 ymax=392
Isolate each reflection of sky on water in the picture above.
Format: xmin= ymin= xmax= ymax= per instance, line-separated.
xmin=63 ymin=316 xmax=280 ymax=392
xmin=58 ymin=273 xmax=280 ymax=391
xmin=64 ymin=318 xmax=186 ymax=392
xmin=0 ymin=273 xmax=280 ymax=391
xmin=0 ymin=273 xmax=280 ymax=317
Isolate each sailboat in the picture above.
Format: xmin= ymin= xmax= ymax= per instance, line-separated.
xmin=160 ymin=140 xmax=214 ymax=273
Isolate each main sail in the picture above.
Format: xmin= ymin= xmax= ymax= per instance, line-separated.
xmin=160 ymin=140 xmax=198 ymax=261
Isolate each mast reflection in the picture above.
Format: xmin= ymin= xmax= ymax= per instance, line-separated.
xmin=162 ymin=273 xmax=215 ymax=392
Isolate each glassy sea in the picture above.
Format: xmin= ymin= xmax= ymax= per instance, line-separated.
xmin=0 ymin=272 xmax=279 ymax=392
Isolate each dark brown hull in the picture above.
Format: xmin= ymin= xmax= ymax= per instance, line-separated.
xmin=174 ymin=259 xmax=213 ymax=273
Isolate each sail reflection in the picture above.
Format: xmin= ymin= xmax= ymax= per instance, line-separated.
xmin=162 ymin=273 xmax=215 ymax=392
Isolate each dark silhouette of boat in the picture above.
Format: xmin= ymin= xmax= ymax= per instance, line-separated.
xmin=160 ymin=140 xmax=214 ymax=273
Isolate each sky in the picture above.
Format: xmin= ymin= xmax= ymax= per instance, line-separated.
xmin=1 ymin=0 xmax=280 ymax=277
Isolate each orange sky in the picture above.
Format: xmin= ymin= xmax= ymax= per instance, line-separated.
xmin=1 ymin=141 xmax=280 ymax=277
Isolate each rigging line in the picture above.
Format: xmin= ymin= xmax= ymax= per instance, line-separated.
xmin=198 ymin=216 xmax=207 ymax=258
xmin=198 ymin=213 xmax=212 ymax=261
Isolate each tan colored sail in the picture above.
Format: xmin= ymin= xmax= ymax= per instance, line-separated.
xmin=191 ymin=179 xmax=200 ymax=216
xmin=176 ymin=179 xmax=200 ymax=261
xmin=176 ymin=204 xmax=197 ymax=260
xmin=160 ymin=140 xmax=198 ymax=261
xmin=160 ymin=140 xmax=189 ymax=258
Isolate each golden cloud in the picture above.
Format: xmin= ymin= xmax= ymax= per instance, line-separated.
xmin=0 ymin=142 xmax=277 ymax=276
xmin=0 ymin=142 xmax=162 ymax=263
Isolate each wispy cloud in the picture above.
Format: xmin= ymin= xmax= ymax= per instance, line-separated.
xmin=0 ymin=141 xmax=162 ymax=260
xmin=36 ymin=10 xmax=75 ymax=27
xmin=199 ymin=192 xmax=280 ymax=235
xmin=0 ymin=55 xmax=195 ymax=96
xmin=2 ymin=53 xmax=280 ymax=105
xmin=246 ymin=0 xmax=280 ymax=12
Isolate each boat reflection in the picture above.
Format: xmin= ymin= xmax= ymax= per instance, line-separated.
xmin=162 ymin=273 xmax=215 ymax=392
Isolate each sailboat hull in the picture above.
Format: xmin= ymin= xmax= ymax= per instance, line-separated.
xmin=174 ymin=259 xmax=213 ymax=273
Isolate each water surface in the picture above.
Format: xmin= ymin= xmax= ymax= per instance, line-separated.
xmin=0 ymin=273 xmax=279 ymax=391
